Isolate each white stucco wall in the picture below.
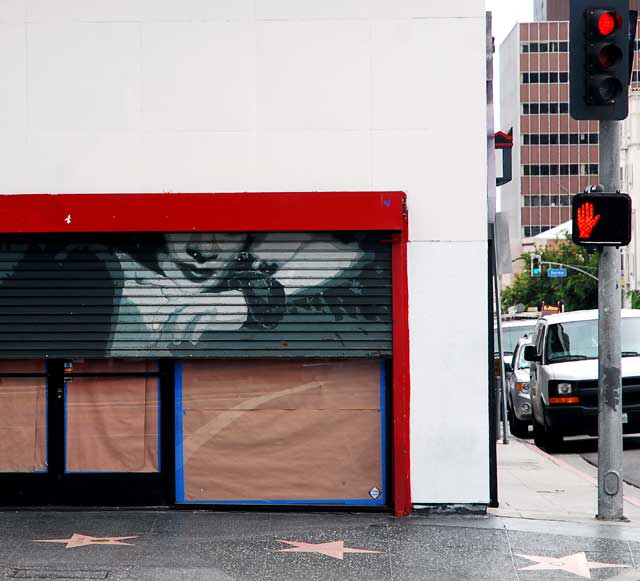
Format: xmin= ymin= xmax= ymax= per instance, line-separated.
xmin=499 ymin=25 xmax=522 ymax=262
xmin=0 ymin=0 xmax=488 ymax=505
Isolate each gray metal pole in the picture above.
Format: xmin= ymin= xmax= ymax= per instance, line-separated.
xmin=492 ymin=250 xmax=509 ymax=444
xmin=597 ymin=119 xmax=625 ymax=521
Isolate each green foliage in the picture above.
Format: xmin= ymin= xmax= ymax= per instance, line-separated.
xmin=628 ymin=290 xmax=640 ymax=309
xmin=501 ymin=239 xmax=599 ymax=312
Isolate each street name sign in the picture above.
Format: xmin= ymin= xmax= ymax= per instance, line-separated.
xmin=547 ymin=268 xmax=568 ymax=278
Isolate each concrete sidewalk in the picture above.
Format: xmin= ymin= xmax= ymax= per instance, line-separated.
xmin=5 ymin=441 xmax=640 ymax=580
xmin=3 ymin=509 xmax=640 ymax=580
xmin=493 ymin=437 xmax=640 ymax=523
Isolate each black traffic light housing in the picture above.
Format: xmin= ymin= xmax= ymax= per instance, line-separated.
xmin=531 ymin=254 xmax=542 ymax=277
xmin=571 ymin=192 xmax=632 ymax=246
xmin=570 ymin=0 xmax=630 ymax=120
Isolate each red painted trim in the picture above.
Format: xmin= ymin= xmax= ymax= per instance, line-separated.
xmin=0 ymin=190 xmax=412 ymax=515
xmin=494 ymin=131 xmax=513 ymax=149
xmin=391 ymin=211 xmax=411 ymax=516
xmin=0 ymin=192 xmax=404 ymax=233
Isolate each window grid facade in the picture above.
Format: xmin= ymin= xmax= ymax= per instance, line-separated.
xmin=517 ymin=19 xmax=640 ymax=238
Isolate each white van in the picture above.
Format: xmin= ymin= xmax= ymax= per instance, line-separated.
xmin=494 ymin=319 xmax=536 ymax=366
xmin=523 ymin=309 xmax=640 ymax=451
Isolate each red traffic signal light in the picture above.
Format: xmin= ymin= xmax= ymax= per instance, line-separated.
xmin=571 ymin=192 xmax=632 ymax=246
xmin=595 ymin=10 xmax=622 ymax=35
xmin=570 ymin=0 xmax=630 ymax=120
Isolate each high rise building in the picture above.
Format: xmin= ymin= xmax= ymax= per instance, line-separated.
xmin=499 ymin=0 xmax=640 ymax=256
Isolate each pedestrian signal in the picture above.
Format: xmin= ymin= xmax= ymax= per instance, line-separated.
xmin=571 ymin=192 xmax=632 ymax=246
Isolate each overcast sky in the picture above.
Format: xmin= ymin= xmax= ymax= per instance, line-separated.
xmin=486 ymin=0 xmax=534 ymax=126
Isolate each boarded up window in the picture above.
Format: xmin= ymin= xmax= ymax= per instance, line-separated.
xmin=177 ymin=359 xmax=385 ymax=503
xmin=66 ymin=376 xmax=159 ymax=473
xmin=0 ymin=361 xmax=47 ymax=473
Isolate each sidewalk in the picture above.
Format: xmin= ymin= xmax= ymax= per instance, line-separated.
xmin=4 ymin=443 xmax=640 ymax=580
xmin=493 ymin=437 xmax=640 ymax=523
xmin=3 ymin=509 xmax=640 ymax=580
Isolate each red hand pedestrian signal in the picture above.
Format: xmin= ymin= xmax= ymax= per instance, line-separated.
xmin=572 ymin=192 xmax=632 ymax=247
xmin=577 ymin=202 xmax=601 ymax=239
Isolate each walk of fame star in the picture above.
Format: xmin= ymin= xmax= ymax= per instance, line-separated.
xmin=34 ymin=533 xmax=137 ymax=549
xmin=276 ymin=540 xmax=381 ymax=560
xmin=516 ymin=551 xmax=628 ymax=578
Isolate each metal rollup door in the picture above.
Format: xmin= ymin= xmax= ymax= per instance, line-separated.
xmin=0 ymin=231 xmax=392 ymax=358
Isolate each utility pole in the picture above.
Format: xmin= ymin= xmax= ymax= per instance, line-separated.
xmin=597 ymin=120 xmax=625 ymax=521
xmin=569 ymin=0 xmax=635 ymax=521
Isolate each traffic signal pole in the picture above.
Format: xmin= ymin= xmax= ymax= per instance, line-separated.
xmin=597 ymin=119 xmax=625 ymax=521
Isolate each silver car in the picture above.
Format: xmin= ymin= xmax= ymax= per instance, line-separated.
xmin=507 ymin=336 xmax=532 ymax=438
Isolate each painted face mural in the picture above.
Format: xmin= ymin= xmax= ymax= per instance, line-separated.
xmin=158 ymin=232 xmax=248 ymax=289
xmin=0 ymin=232 xmax=391 ymax=358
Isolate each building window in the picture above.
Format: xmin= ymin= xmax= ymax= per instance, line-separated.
xmin=524 ymin=226 xmax=553 ymax=237
xmin=522 ymin=102 xmax=568 ymax=114
xmin=521 ymin=133 xmax=598 ymax=146
xmin=560 ymin=195 xmax=571 ymax=206
xmin=521 ymin=72 xmax=568 ymax=83
xmin=581 ymin=163 xmax=598 ymax=175
xmin=523 ymin=164 xmax=588 ymax=176
xmin=522 ymin=41 xmax=568 ymax=53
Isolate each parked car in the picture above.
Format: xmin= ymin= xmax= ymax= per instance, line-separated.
xmin=507 ymin=336 xmax=532 ymax=438
xmin=524 ymin=309 xmax=640 ymax=452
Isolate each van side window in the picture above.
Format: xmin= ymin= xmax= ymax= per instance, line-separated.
xmin=536 ymin=324 xmax=545 ymax=357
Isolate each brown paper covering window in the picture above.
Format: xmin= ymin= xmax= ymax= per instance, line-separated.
xmin=180 ymin=359 xmax=383 ymax=502
xmin=66 ymin=376 xmax=159 ymax=473
xmin=0 ymin=377 xmax=47 ymax=472
xmin=70 ymin=359 xmax=157 ymax=374
xmin=0 ymin=360 xmax=46 ymax=374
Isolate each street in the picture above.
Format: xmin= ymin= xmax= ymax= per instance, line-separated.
xmin=516 ymin=431 xmax=640 ymax=491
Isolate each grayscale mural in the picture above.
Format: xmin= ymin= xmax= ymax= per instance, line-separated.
xmin=0 ymin=232 xmax=391 ymax=358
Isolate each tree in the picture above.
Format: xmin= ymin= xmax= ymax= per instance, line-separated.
xmin=502 ymin=238 xmax=599 ymax=312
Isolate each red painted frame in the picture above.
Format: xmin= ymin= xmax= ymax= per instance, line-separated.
xmin=0 ymin=191 xmax=411 ymax=515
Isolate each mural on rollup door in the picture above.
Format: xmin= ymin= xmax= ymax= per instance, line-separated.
xmin=0 ymin=232 xmax=391 ymax=357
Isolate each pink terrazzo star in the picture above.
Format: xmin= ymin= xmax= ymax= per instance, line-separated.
xmin=276 ymin=540 xmax=381 ymax=560
xmin=516 ymin=551 xmax=628 ymax=578
xmin=34 ymin=533 xmax=137 ymax=549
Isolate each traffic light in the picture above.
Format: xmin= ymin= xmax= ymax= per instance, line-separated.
xmin=531 ymin=254 xmax=542 ymax=277
xmin=571 ymin=192 xmax=632 ymax=246
xmin=570 ymin=0 xmax=630 ymax=120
